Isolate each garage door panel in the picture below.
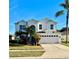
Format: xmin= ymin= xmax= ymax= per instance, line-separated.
xmin=39 ymin=37 xmax=60 ymax=44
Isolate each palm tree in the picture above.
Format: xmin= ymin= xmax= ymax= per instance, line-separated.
xmin=55 ymin=0 xmax=69 ymax=43
xmin=25 ymin=25 xmax=36 ymax=45
xmin=25 ymin=25 xmax=40 ymax=45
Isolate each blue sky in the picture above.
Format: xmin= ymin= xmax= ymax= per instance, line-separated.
xmin=9 ymin=0 xmax=66 ymax=34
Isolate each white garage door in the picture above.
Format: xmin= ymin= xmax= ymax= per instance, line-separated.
xmin=39 ymin=34 xmax=61 ymax=44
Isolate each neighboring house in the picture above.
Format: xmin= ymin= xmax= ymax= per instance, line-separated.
xmin=58 ymin=27 xmax=69 ymax=41
xmin=15 ymin=18 xmax=61 ymax=44
xmin=59 ymin=27 xmax=69 ymax=35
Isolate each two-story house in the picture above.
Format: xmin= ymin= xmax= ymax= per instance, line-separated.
xmin=15 ymin=18 xmax=57 ymax=33
xmin=15 ymin=18 xmax=61 ymax=44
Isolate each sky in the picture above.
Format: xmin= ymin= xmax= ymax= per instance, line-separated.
xmin=9 ymin=0 xmax=66 ymax=34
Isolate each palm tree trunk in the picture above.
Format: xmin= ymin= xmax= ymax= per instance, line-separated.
xmin=66 ymin=12 xmax=69 ymax=43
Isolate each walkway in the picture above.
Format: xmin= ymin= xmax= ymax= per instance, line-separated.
xmin=10 ymin=44 xmax=69 ymax=59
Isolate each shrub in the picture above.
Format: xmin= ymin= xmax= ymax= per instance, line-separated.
xmin=32 ymin=33 xmax=40 ymax=45
xmin=9 ymin=40 xmax=17 ymax=43
xmin=9 ymin=43 xmax=24 ymax=46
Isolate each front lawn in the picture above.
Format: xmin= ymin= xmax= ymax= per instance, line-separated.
xmin=9 ymin=45 xmax=45 ymax=57
xmin=9 ymin=51 xmax=45 ymax=57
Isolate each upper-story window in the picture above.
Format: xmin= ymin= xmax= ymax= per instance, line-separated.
xmin=50 ymin=24 xmax=53 ymax=29
xmin=39 ymin=24 xmax=42 ymax=29
xmin=19 ymin=25 xmax=26 ymax=31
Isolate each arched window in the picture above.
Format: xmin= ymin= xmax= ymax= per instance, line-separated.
xmin=30 ymin=25 xmax=36 ymax=31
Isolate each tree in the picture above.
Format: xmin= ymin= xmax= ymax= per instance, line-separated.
xmin=9 ymin=34 xmax=12 ymax=40
xmin=25 ymin=25 xmax=35 ymax=45
xmin=15 ymin=31 xmax=20 ymax=37
xmin=15 ymin=31 xmax=27 ymax=44
xmin=55 ymin=0 xmax=69 ymax=43
xmin=25 ymin=25 xmax=40 ymax=45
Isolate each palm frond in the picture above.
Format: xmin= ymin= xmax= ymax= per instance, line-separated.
xmin=66 ymin=0 xmax=69 ymax=10
xmin=55 ymin=10 xmax=64 ymax=17
xmin=60 ymin=3 xmax=66 ymax=8
xmin=65 ymin=0 xmax=69 ymax=5
xmin=60 ymin=0 xmax=69 ymax=11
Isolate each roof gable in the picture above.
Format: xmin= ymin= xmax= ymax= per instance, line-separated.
xmin=15 ymin=18 xmax=57 ymax=25
xmin=28 ymin=19 xmax=39 ymax=23
xmin=42 ymin=18 xmax=57 ymax=24
xmin=15 ymin=20 xmax=26 ymax=24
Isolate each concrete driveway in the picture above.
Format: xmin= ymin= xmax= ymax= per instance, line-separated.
xmin=10 ymin=44 xmax=69 ymax=59
xmin=41 ymin=44 xmax=69 ymax=59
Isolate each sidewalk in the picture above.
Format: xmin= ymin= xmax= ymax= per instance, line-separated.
xmin=10 ymin=50 xmax=44 ymax=51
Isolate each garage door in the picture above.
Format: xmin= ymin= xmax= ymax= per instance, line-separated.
xmin=39 ymin=34 xmax=61 ymax=44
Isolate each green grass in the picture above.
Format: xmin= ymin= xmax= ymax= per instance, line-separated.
xmin=9 ymin=45 xmax=45 ymax=57
xmin=61 ymin=40 xmax=69 ymax=47
xmin=9 ymin=51 xmax=45 ymax=57
xmin=61 ymin=42 xmax=69 ymax=47
xmin=9 ymin=45 xmax=43 ymax=50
